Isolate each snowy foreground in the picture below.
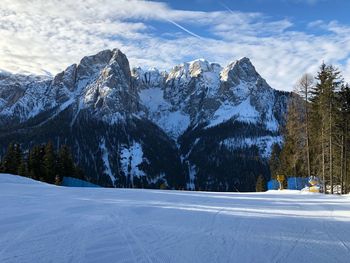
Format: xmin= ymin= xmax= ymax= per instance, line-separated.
xmin=1 ymin=174 xmax=350 ymax=263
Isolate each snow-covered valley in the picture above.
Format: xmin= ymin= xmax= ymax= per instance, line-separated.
xmin=1 ymin=174 xmax=349 ymax=263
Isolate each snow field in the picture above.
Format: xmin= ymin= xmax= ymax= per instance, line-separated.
xmin=0 ymin=174 xmax=349 ymax=263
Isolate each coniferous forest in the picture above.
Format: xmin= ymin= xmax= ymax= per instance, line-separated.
xmin=0 ymin=141 xmax=85 ymax=185
xmin=270 ymin=63 xmax=350 ymax=194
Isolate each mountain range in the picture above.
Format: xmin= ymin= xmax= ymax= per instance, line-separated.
xmin=0 ymin=49 xmax=289 ymax=191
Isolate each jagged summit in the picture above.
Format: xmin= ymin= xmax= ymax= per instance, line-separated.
xmin=220 ymin=57 xmax=260 ymax=83
xmin=79 ymin=48 xmax=128 ymax=69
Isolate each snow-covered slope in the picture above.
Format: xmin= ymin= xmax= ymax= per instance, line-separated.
xmin=1 ymin=174 xmax=350 ymax=263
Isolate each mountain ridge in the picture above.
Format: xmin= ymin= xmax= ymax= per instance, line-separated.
xmin=0 ymin=48 xmax=290 ymax=191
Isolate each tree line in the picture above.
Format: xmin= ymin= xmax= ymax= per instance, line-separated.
xmin=270 ymin=63 xmax=350 ymax=194
xmin=0 ymin=141 xmax=85 ymax=184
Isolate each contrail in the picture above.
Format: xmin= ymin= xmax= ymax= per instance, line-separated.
xmin=166 ymin=19 xmax=203 ymax=39
xmin=219 ymin=1 xmax=235 ymax=14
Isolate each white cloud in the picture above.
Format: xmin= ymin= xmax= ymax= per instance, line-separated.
xmin=0 ymin=0 xmax=349 ymax=91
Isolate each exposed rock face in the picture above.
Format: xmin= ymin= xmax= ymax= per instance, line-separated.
xmin=0 ymin=49 xmax=289 ymax=191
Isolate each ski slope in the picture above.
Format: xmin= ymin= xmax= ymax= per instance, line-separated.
xmin=0 ymin=174 xmax=350 ymax=263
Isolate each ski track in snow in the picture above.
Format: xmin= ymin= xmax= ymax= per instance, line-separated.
xmin=0 ymin=174 xmax=350 ymax=263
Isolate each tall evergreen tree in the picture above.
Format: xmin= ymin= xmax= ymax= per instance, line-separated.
xmin=43 ymin=141 xmax=57 ymax=184
xmin=256 ymin=175 xmax=267 ymax=192
xmin=338 ymin=84 xmax=350 ymax=193
xmin=269 ymin=143 xmax=282 ymax=179
xmin=294 ymin=74 xmax=314 ymax=178
xmin=2 ymin=143 xmax=22 ymax=174
xmin=57 ymin=145 xmax=77 ymax=182
xmin=279 ymin=93 xmax=307 ymax=177
xmin=311 ymin=63 xmax=343 ymax=193
xmin=18 ymin=159 xmax=28 ymax=177
xmin=28 ymin=145 xmax=45 ymax=180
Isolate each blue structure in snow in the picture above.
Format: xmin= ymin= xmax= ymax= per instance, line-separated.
xmin=287 ymin=177 xmax=309 ymax=190
xmin=267 ymin=179 xmax=279 ymax=190
xmin=267 ymin=177 xmax=310 ymax=191
xmin=61 ymin=177 xmax=100 ymax=188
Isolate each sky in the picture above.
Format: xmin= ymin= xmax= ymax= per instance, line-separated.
xmin=1 ymin=0 xmax=350 ymax=91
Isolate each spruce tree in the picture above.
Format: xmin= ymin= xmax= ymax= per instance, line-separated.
xmin=338 ymin=84 xmax=350 ymax=193
xmin=294 ymin=74 xmax=314 ymax=178
xmin=28 ymin=145 xmax=44 ymax=180
xmin=256 ymin=175 xmax=267 ymax=192
xmin=269 ymin=143 xmax=282 ymax=179
xmin=2 ymin=143 xmax=22 ymax=175
xmin=279 ymin=93 xmax=306 ymax=177
xmin=43 ymin=141 xmax=57 ymax=184
xmin=2 ymin=143 xmax=15 ymax=174
xmin=18 ymin=159 xmax=28 ymax=177
xmin=58 ymin=145 xmax=75 ymax=179
xmin=311 ymin=64 xmax=343 ymax=193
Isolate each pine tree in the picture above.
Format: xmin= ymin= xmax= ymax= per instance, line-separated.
xmin=2 ymin=143 xmax=22 ymax=174
xmin=269 ymin=143 xmax=282 ymax=179
xmin=43 ymin=141 xmax=57 ymax=184
xmin=294 ymin=74 xmax=314 ymax=177
xmin=58 ymin=145 xmax=75 ymax=179
xmin=338 ymin=84 xmax=350 ymax=193
xmin=2 ymin=143 xmax=15 ymax=174
xmin=18 ymin=159 xmax=28 ymax=177
xmin=28 ymin=145 xmax=45 ymax=180
xmin=279 ymin=93 xmax=307 ymax=177
xmin=311 ymin=63 xmax=343 ymax=193
xmin=256 ymin=175 xmax=267 ymax=192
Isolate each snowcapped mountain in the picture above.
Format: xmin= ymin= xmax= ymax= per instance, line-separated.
xmin=0 ymin=49 xmax=289 ymax=191
xmin=135 ymin=56 xmax=286 ymax=137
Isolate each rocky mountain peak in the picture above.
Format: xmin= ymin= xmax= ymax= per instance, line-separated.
xmin=188 ymin=59 xmax=211 ymax=77
xmin=77 ymin=49 xmax=130 ymax=84
xmin=52 ymin=49 xmax=131 ymax=92
xmin=77 ymin=49 xmax=139 ymax=121
xmin=221 ymin=57 xmax=260 ymax=83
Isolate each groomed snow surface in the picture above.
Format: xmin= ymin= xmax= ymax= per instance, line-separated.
xmin=1 ymin=174 xmax=350 ymax=263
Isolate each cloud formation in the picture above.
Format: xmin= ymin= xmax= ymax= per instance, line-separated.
xmin=0 ymin=0 xmax=349 ymax=91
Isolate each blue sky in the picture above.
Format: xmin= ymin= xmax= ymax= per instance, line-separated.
xmin=169 ymin=0 xmax=349 ymax=23
xmin=0 ymin=0 xmax=350 ymax=91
